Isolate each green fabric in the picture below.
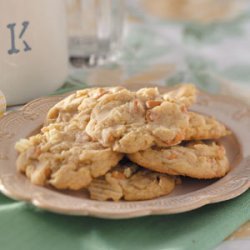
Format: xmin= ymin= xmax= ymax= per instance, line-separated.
xmin=0 ymin=191 xmax=249 ymax=250
xmin=51 ymin=78 xmax=88 ymax=95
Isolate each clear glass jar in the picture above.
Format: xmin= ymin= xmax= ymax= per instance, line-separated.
xmin=66 ymin=0 xmax=125 ymax=66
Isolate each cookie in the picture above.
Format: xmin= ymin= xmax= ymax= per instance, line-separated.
xmin=88 ymin=161 xmax=177 ymax=201
xmin=86 ymin=85 xmax=196 ymax=153
xmin=15 ymin=119 xmax=123 ymax=190
xmin=128 ymin=141 xmax=230 ymax=179
xmin=163 ymin=84 xmax=197 ymax=108
xmin=45 ymin=87 xmax=124 ymax=126
xmin=186 ymin=112 xmax=230 ymax=140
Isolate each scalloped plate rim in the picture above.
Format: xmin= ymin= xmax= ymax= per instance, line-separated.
xmin=0 ymin=89 xmax=249 ymax=219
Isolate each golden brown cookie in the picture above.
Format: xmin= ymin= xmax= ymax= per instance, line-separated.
xmin=88 ymin=161 xmax=177 ymax=201
xmin=163 ymin=84 xmax=197 ymax=108
xmin=186 ymin=112 xmax=230 ymax=140
xmin=15 ymin=119 xmax=123 ymax=190
xmin=86 ymin=85 xmax=196 ymax=153
xmin=45 ymin=87 xmax=124 ymax=126
xmin=128 ymin=141 xmax=230 ymax=179
xmin=16 ymin=87 xmax=126 ymax=189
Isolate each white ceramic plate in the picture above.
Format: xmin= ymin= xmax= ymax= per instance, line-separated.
xmin=0 ymin=90 xmax=249 ymax=218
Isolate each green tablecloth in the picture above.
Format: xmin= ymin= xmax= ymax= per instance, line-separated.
xmin=0 ymin=191 xmax=249 ymax=250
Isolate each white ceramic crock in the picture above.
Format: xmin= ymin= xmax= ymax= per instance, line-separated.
xmin=0 ymin=0 xmax=69 ymax=105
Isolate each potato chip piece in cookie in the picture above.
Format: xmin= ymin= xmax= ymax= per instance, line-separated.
xmin=88 ymin=161 xmax=177 ymax=201
xmin=128 ymin=141 xmax=230 ymax=179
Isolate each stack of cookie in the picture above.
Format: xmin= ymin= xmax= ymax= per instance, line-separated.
xmin=15 ymin=85 xmax=230 ymax=201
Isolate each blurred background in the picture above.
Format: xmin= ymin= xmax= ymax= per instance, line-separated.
xmin=64 ymin=0 xmax=250 ymax=105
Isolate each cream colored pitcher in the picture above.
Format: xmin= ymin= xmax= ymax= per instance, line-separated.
xmin=0 ymin=0 xmax=68 ymax=105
